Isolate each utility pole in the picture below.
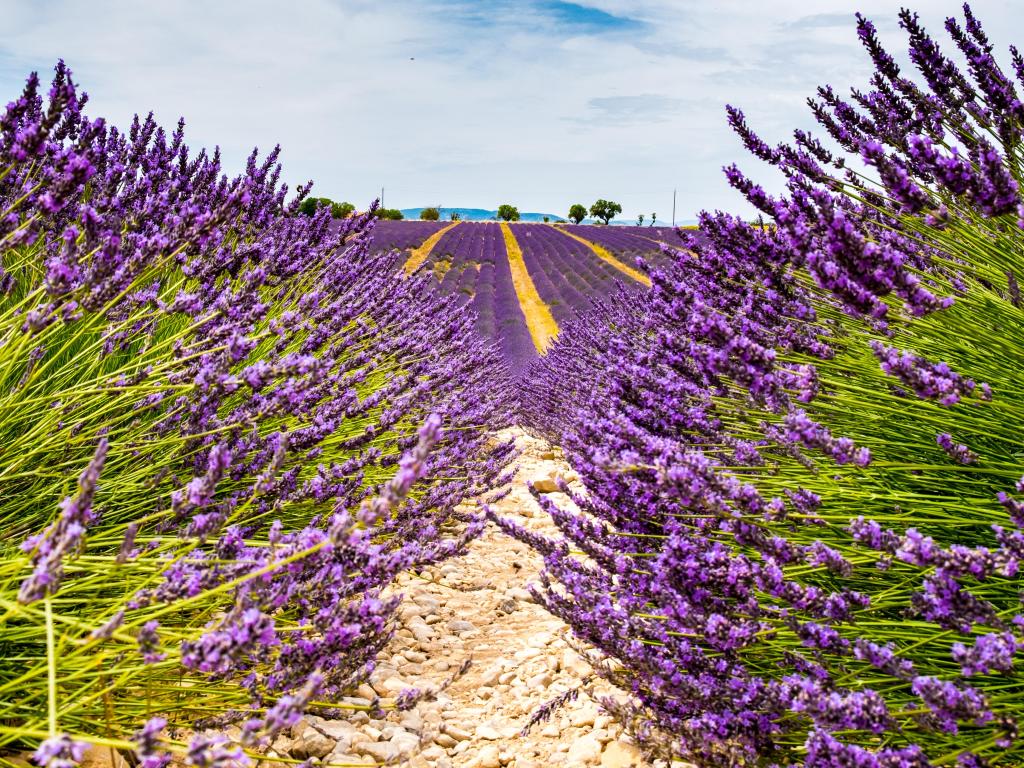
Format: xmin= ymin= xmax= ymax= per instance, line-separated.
xmin=672 ymin=188 xmax=676 ymax=227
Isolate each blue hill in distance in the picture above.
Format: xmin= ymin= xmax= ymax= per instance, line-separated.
xmin=399 ymin=207 xmax=565 ymax=222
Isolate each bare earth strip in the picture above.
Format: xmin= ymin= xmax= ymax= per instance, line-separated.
xmin=403 ymin=222 xmax=461 ymax=275
xmin=271 ymin=428 xmax=670 ymax=768
xmin=500 ymin=223 xmax=559 ymax=353
xmin=552 ymin=227 xmax=651 ymax=287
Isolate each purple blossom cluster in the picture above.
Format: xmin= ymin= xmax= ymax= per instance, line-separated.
xmin=1 ymin=62 xmax=514 ymax=763
xmin=511 ymin=6 xmax=1024 ymax=766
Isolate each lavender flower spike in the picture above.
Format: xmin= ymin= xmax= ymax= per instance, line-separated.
xmin=19 ymin=438 xmax=108 ymax=603
xmin=356 ymin=414 xmax=443 ymax=528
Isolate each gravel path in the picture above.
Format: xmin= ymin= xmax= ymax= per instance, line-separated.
xmin=269 ymin=428 xmax=657 ymax=768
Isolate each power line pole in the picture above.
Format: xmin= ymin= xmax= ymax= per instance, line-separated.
xmin=672 ymin=188 xmax=676 ymax=227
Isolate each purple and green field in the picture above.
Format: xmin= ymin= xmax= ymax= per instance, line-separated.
xmin=376 ymin=221 xmax=669 ymax=372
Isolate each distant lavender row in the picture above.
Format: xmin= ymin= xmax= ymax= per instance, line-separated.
xmin=509 ymin=224 xmax=631 ymax=325
xmin=367 ymin=219 xmax=447 ymax=252
xmin=613 ymin=225 xmax=689 ymax=246
xmin=427 ymin=223 xmax=536 ymax=375
xmin=564 ymin=225 xmax=676 ymax=265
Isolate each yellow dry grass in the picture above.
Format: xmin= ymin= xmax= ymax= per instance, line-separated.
xmin=500 ymin=222 xmax=559 ymax=353
xmin=403 ymin=221 xmax=461 ymax=275
xmin=553 ymin=226 xmax=651 ymax=287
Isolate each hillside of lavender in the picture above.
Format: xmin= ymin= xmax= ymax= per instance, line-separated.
xmin=4 ymin=5 xmax=1024 ymax=768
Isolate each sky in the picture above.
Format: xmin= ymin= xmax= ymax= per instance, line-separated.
xmin=0 ymin=0 xmax=1021 ymax=222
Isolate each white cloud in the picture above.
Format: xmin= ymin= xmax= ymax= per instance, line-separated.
xmin=0 ymin=0 xmax=1019 ymax=221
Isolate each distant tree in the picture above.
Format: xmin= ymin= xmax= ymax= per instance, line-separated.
xmin=636 ymin=214 xmax=645 ymax=226
xmin=298 ymin=197 xmax=355 ymax=218
xmin=299 ymin=197 xmax=334 ymax=216
xmin=332 ymin=201 xmax=355 ymax=218
xmin=650 ymin=212 xmax=657 ymax=226
xmin=589 ymin=199 xmax=622 ymax=225
xmin=543 ymin=216 xmax=550 ymax=223
xmin=450 ymin=211 xmax=461 ymax=221
xmin=497 ymin=204 xmax=520 ymax=222
xmin=374 ymin=208 xmax=404 ymax=220
xmin=420 ymin=206 xmax=440 ymax=221
xmin=568 ymin=204 xmax=587 ymax=224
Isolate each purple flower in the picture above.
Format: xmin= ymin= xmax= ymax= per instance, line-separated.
xmin=952 ymin=632 xmax=1020 ymax=676
xmin=186 ymin=735 xmax=249 ymax=768
xmin=19 ymin=438 xmax=108 ymax=603
xmin=134 ymin=717 xmax=171 ymax=768
xmin=137 ymin=620 xmax=165 ymax=664
xmin=870 ymin=342 xmax=980 ymax=406
xmin=937 ymin=433 xmax=978 ymax=464
xmin=32 ymin=736 xmax=88 ymax=768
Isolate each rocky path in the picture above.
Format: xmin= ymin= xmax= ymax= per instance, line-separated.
xmin=273 ymin=428 xmax=654 ymax=768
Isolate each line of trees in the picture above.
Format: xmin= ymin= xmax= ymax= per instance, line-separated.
xmin=567 ymin=200 xmax=623 ymax=225
xmin=298 ymin=197 xmax=404 ymax=220
xmin=298 ymin=197 xmax=355 ymax=219
xmin=302 ymin=197 xmax=658 ymax=226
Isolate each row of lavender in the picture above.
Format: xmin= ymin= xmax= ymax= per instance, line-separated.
xmin=514 ymin=6 xmax=1024 ymax=767
xmin=0 ymin=66 xmax=514 ymax=765
xmin=509 ymin=224 xmax=632 ymax=325
xmin=427 ymin=223 xmax=536 ymax=375
xmin=384 ymin=221 xmax=667 ymax=373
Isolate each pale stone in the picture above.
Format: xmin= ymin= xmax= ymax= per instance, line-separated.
xmin=292 ymin=727 xmax=336 ymax=759
xmin=561 ymin=649 xmax=593 ymax=677
xmin=379 ymin=676 xmax=410 ymax=695
xmin=353 ymin=741 xmax=400 ymax=762
xmin=480 ymin=664 xmax=503 ymax=687
xmin=358 ymin=684 xmax=378 ymax=704
xmin=600 ymin=741 xmax=644 ymax=768
xmin=531 ymin=476 xmax=560 ymax=493
xmin=569 ymin=703 xmax=598 ymax=728
xmin=434 ymin=733 xmax=457 ymax=748
xmin=475 ymin=724 xmax=501 ymax=740
xmin=80 ymin=745 xmax=129 ymax=768
xmin=527 ymin=671 xmax=552 ymax=689
xmin=441 ymin=724 xmax=471 ymax=741
xmin=566 ymin=735 xmax=603 ymax=766
xmin=514 ymin=647 xmax=542 ymax=661
xmin=477 ymin=745 xmax=501 ymax=768
xmin=326 ymin=753 xmax=373 ymax=767
xmin=507 ymin=587 xmax=533 ymax=602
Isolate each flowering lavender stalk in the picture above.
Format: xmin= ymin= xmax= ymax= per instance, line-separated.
xmin=18 ymin=438 xmax=107 ymax=603
xmin=32 ymin=736 xmax=89 ymax=768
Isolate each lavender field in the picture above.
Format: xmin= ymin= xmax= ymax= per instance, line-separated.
xmin=5 ymin=5 xmax=1024 ymax=768
xmin=371 ymin=221 xmax=663 ymax=372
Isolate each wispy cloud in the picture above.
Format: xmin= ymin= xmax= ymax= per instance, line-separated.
xmin=574 ymin=94 xmax=687 ymax=125
xmin=0 ymin=1 xmax=1017 ymax=221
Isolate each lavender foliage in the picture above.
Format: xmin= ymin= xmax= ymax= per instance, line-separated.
xmin=0 ymin=62 xmax=513 ymax=763
xmin=512 ymin=6 xmax=1024 ymax=766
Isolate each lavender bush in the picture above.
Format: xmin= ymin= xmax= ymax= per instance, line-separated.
xmin=0 ymin=65 xmax=513 ymax=765
xmin=511 ymin=6 xmax=1024 ymax=766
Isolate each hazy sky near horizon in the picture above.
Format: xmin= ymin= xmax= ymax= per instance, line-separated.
xmin=0 ymin=1 xmax=1021 ymax=221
